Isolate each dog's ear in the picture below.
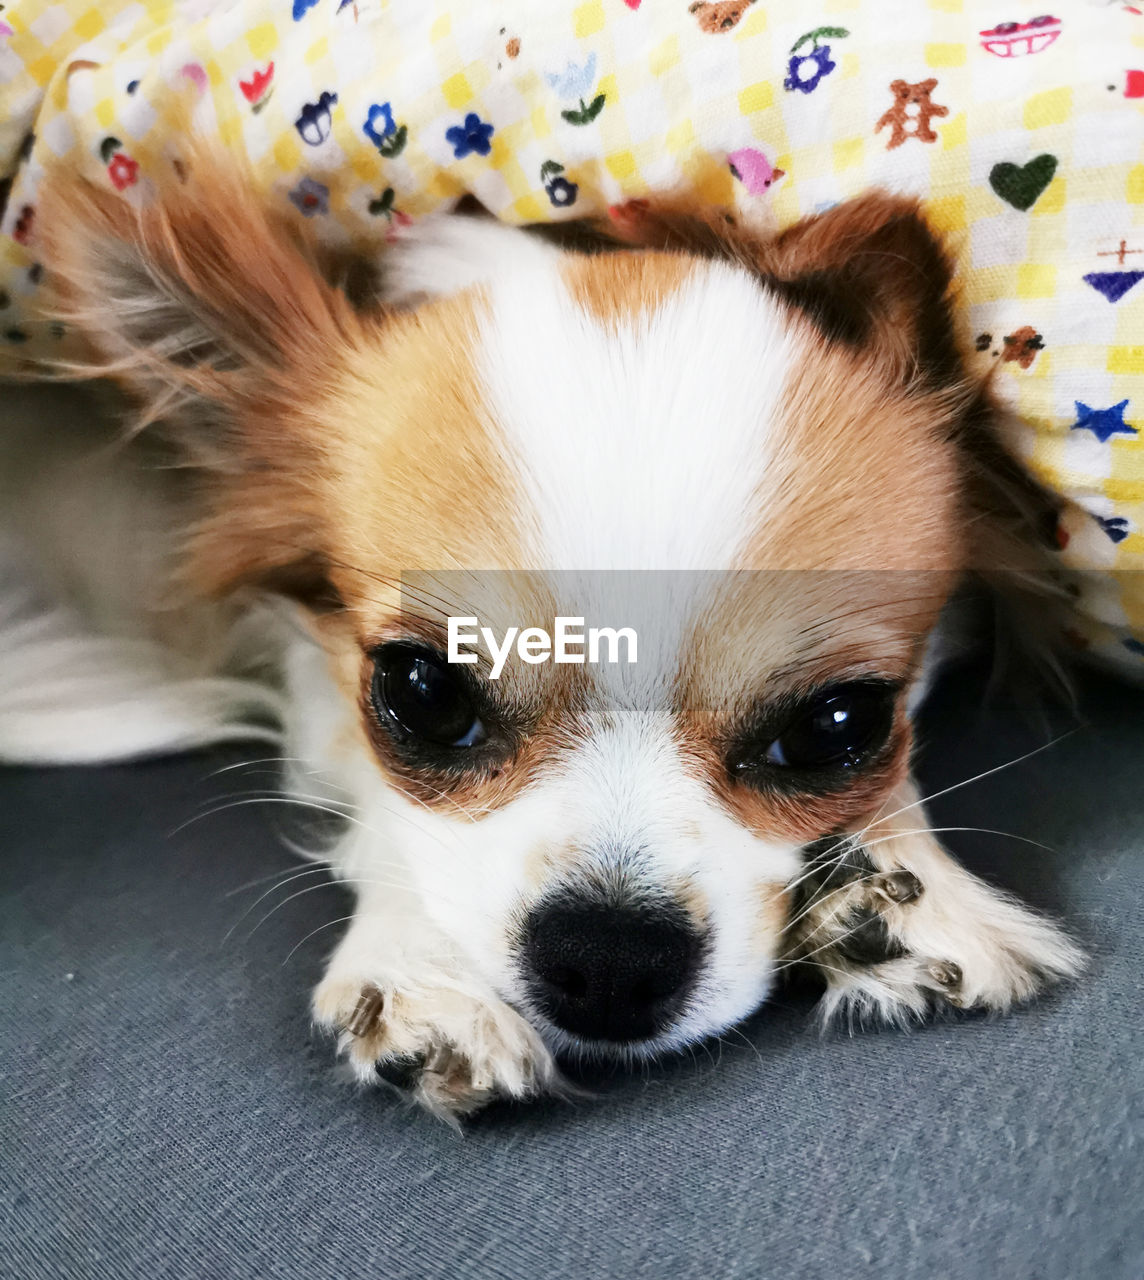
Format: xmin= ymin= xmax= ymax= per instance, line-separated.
xmin=36 ymin=153 xmax=365 ymax=448
xmin=36 ymin=156 xmax=369 ymax=605
xmin=760 ymin=192 xmax=959 ymax=386
xmin=602 ymin=191 xmax=959 ymax=387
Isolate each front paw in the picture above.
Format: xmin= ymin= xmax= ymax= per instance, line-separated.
xmin=787 ymin=835 xmax=1084 ymax=1025
xmin=313 ymin=970 xmax=557 ymax=1120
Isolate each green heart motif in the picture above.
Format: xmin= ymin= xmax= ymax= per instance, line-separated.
xmin=989 ymin=154 xmax=1058 ymax=211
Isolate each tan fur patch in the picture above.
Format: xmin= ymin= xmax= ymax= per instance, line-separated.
xmin=672 ymin=877 xmax=711 ymax=930
xmin=740 ymin=331 xmax=966 ymax=575
xmin=752 ymin=882 xmax=790 ymax=956
xmin=314 ymin=293 xmax=536 ymax=595
xmin=560 ymin=251 xmax=695 ymax=325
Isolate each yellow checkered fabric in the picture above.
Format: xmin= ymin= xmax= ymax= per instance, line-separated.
xmin=3 ymin=0 xmax=1144 ymax=673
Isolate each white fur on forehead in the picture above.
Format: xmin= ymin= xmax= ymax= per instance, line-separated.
xmin=477 ymin=256 xmax=794 ymax=573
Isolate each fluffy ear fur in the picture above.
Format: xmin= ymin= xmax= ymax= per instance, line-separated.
xmin=36 ymin=153 xmax=365 ymax=438
xmin=35 ymin=155 xmax=374 ymax=603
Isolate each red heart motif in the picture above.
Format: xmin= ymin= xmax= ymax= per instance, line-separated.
xmin=622 ymin=0 xmax=642 ymax=9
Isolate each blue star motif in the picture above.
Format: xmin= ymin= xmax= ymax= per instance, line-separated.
xmin=446 ymin=112 xmax=494 ymax=159
xmin=1069 ymin=399 xmax=1137 ymax=443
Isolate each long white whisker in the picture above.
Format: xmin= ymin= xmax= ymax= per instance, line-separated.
xmin=207 ymin=755 xmax=341 ymax=779
xmin=280 ymin=916 xmax=358 ymax=967
xmin=782 ymin=839 xmax=861 ymax=898
xmin=783 ymin=870 xmax=889 ymax=932
xmin=867 ymin=731 xmax=1077 ymax=833
xmin=221 ymin=864 xmax=341 ymax=944
xmin=169 ymin=795 xmax=355 ymax=838
xmin=857 ymin=825 xmax=1057 ymax=854
xmin=774 ymin=910 xmax=896 ymax=972
xmin=224 ymin=857 xmax=324 ymax=898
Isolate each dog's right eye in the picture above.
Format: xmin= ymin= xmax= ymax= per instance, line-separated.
xmin=371 ymin=643 xmax=487 ymax=749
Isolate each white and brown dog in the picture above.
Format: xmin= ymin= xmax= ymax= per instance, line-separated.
xmin=0 ymin=160 xmax=1082 ymax=1118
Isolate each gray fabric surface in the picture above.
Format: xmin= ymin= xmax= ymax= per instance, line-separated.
xmin=1 ymin=663 xmax=1141 ymax=1280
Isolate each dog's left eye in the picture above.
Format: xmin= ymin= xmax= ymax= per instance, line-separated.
xmin=371 ymin=643 xmax=487 ymax=749
xmin=732 ymin=681 xmax=897 ymax=781
xmin=764 ymin=683 xmax=895 ymax=771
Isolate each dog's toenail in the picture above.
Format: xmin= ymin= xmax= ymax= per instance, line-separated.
xmin=346 ymin=985 xmax=385 ymax=1037
xmin=425 ymin=1047 xmax=472 ymax=1091
xmin=877 ymin=870 xmax=922 ymax=904
xmin=928 ymin=961 xmax=963 ymax=989
xmin=424 ymin=1044 xmax=456 ymax=1075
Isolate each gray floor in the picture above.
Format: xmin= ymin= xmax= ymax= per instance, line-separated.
xmin=1 ymin=662 xmax=1141 ymax=1280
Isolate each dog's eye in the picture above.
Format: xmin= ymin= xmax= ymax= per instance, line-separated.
xmin=371 ymin=643 xmax=487 ymax=748
xmin=763 ymin=683 xmax=895 ymax=771
xmin=730 ymin=682 xmax=898 ymax=785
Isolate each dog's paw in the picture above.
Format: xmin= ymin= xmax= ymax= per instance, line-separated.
xmin=786 ymin=835 xmax=1084 ymax=1026
xmin=312 ymin=968 xmax=557 ymax=1121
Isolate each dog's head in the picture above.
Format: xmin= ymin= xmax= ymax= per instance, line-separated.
xmin=37 ymin=161 xmax=1046 ymax=1058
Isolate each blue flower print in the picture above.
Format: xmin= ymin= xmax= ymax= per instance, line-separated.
xmin=295 ymin=91 xmax=338 ymax=145
xmin=363 ymin=102 xmax=395 ymax=147
xmin=546 ymin=177 xmax=578 ymax=207
xmin=540 ymin=160 xmax=578 ymax=208
xmin=446 ymin=112 xmax=494 ymax=159
xmin=292 ymin=0 xmax=320 ymax=21
xmin=784 ymin=26 xmax=848 ymax=94
xmin=785 ymin=45 xmax=835 ymax=94
xmin=545 ymin=54 xmax=597 ymax=100
xmin=288 ymin=177 xmax=330 ymax=217
xmin=363 ymin=101 xmax=409 ymax=158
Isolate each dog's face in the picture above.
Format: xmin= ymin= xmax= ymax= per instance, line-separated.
xmin=38 ymin=166 xmax=1029 ymax=1060
xmin=305 ymin=236 xmax=964 ymax=1056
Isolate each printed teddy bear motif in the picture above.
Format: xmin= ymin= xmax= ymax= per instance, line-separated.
xmin=1001 ymin=325 xmax=1045 ymax=369
xmin=875 ymin=78 xmax=949 ymax=149
xmin=688 ymin=0 xmax=755 ymax=34
xmin=975 ymin=327 xmax=1045 ymax=370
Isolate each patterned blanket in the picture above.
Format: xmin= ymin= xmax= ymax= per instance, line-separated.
xmin=2 ymin=0 xmax=1143 ymax=672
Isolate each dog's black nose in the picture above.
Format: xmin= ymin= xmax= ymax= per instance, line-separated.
xmin=522 ymin=900 xmax=703 ymax=1043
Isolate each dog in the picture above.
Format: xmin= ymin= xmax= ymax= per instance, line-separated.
xmin=0 ymin=151 xmax=1084 ymax=1119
